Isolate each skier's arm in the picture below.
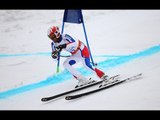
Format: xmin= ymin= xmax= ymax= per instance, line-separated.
xmin=56 ymin=44 xmax=67 ymax=51
xmin=65 ymin=41 xmax=81 ymax=54
xmin=63 ymin=34 xmax=79 ymax=53
xmin=51 ymin=42 xmax=59 ymax=59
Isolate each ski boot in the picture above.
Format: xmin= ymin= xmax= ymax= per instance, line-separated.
xmin=75 ymin=76 xmax=95 ymax=88
xmin=100 ymin=74 xmax=120 ymax=88
xmin=99 ymin=74 xmax=110 ymax=87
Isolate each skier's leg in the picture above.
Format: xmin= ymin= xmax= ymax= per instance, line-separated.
xmin=63 ymin=52 xmax=93 ymax=87
xmin=63 ymin=56 xmax=82 ymax=79
xmin=80 ymin=46 xmax=108 ymax=80
xmin=81 ymin=57 xmax=108 ymax=79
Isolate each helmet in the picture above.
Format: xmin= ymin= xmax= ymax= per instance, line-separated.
xmin=47 ymin=26 xmax=60 ymax=38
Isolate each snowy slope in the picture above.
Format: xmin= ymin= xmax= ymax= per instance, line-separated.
xmin=0 ymin=10 xmax=160 ymax=110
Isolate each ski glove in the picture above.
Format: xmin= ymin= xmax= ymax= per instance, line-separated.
xmin=52 ymin=44 xmax=66 ymax=59
xmin=51 ymin=50 xmax=59 ymax=59
xmin=56 ymin=44 xmax=67 ymax=51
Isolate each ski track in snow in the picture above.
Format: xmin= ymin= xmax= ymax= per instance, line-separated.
xmin=0 ymin=44 xmax=160 ymax=99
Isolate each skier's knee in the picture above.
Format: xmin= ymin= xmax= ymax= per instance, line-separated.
xmin=64 ymin=60 xmax=76 ymax=67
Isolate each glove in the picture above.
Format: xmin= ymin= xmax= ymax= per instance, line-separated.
xmin=56 ymin=44 xmax=67 ymax=51
xmin=51 ymin=50 xmax=59 ymax=59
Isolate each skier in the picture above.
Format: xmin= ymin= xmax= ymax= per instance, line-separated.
xmin=47 ymin=26 xmax=109 ymax=88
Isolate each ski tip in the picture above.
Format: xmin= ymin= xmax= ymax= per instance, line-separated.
xmin=65 ymin=96 xmax=71 ymax=100
xmin=135 ymin=73 xmax=143 ymax=77
xmin=41 ymin=98 xmax=47 ymax=102
xmin=138 ymin=73 xmax=143 ymax=78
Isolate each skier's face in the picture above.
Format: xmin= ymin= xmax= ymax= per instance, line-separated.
xmin=49 ymin=34 xmax=59 ymax=43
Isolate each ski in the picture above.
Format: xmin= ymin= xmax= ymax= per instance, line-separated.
xmin=41 ymin=74 xmax=120 ymax=102
xmin=65 ymin=73 xmax=142 ymax=100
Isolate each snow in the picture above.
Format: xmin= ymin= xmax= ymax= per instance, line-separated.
xmin=0 ymin=10 xmax=160 ymax=110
